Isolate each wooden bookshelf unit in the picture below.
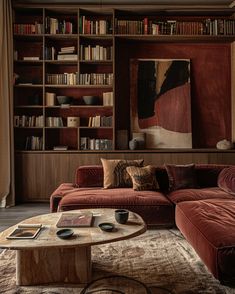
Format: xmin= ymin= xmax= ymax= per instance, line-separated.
xmin=12 ymin=3 xmax=235 ymax=202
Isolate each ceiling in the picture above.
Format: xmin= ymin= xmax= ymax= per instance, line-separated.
xmin=11 ymin=0 xmax=235 ymax=5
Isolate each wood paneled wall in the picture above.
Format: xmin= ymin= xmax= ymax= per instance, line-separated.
xmin=15 ymin=151 xmax=235 ymax=202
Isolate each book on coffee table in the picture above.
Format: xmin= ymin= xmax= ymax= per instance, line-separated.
xmin=7 ymin=224 xmax=42 ymax=239
xmin=56 ymin=212 xmax=93 ymax=228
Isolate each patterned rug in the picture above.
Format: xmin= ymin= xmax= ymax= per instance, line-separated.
xmin=1 ymin=229 xmax=235 ymax=294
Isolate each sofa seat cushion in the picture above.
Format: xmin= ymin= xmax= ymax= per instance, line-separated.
xmin=176 ymin=199 xmax=235 ymax=282
xmin=58 ymin=187 xmax=174 ymax=226
xmin=167 ymin=187 xmax=234 ymax=204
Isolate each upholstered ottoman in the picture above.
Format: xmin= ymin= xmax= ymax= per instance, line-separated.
xmin=176 ymin=199 xmax=235 ymax=284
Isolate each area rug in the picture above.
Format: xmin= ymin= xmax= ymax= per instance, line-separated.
xmin=1 ymin=229 xmax=235 ymax=294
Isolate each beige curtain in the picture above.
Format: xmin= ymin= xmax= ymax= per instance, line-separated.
xmin=0 ymin=0 xmax=15 ymax=207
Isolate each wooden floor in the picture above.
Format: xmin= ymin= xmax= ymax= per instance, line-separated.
xmin=0 ymin=203 xmax=49 ymax=232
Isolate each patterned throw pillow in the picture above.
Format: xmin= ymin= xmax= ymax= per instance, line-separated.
xmin=165 ymin=163 xmax=198 ymax=191
xmin=126 ymin=165 xmax=159 ymax=191
xmin=101 ymin=158 xmax=144 ymax=189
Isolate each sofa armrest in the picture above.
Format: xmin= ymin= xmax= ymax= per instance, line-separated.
xmin=50 ymin=183 xmax=76 ymax=212
xmin=75 ymin=165 xmax=103 ymax=187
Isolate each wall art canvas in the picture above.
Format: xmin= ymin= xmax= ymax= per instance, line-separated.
xmin=130 ymin=59 xmax=192 ymax=148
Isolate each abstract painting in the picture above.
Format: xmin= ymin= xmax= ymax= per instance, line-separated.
xmin=130 ymin=59 xmax=192 ymax=148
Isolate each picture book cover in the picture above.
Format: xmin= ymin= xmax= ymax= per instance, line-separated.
xmin=56 ymin=212 xmax=93 ymax=228
xmin=7 ymin=224 xmax=42 ymax=239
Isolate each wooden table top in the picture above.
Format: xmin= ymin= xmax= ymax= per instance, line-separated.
xmin=0 ymin=208 xmax=146 ymax=250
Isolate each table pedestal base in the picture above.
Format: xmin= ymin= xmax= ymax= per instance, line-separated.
xmin=16 ymin=246 xmax=91 ymax=286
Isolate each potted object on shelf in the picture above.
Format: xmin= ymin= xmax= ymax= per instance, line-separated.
xmin=82 ymin=95 xmax=99 ymax=105
xmin=57 ymin=95 xmax=71 ymax=105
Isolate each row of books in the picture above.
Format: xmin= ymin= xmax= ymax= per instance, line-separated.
xmin=13 ymin=22 xmax=43 ymax=34
xmin=14 ymin=115 xmax=43 ymax=127
xmin=46 ymin=117 xmax=64 ymax=127
xmin=79 ymin=73 xmax=113 ymax=85
xmin=44 ymin=46 xmax=77 ymax=60
xmin=45 ymin=17 xmax=74 ymax=34
xmin=79 ymin=16 xmax=112 ymax=35
xmin=103 ymin=91 xmax=113 ymax=106
xmin=25 ymin=136 xmax=43 ymax=150
xmin=115 ymin=18 xmax=235 ymax=35
xmin=80 ymin=137 xmax=113 ymax=150
xmin=46 ymin=73 xmax=78 ymax=85
xmin=88 ymin=115 xmax=112 ymax=127
xmin=80 ymin=45 xmax=113 ymax=61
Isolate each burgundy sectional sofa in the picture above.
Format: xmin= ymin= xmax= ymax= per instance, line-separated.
xmin=50 ymin=163 xmax=235 ymax=284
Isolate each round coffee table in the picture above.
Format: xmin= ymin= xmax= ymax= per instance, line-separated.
xmin=0 ymin=208 xmax=146 ymax=286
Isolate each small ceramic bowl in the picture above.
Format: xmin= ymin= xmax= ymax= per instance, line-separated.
xmin=57 ymin=96 xmax=70 ymax=105
xmin=56 ymin=228 xmax=74 ymax=239
xmin=82 ymin=95 xmax=99 ymax=105
xmin=98 ymin=222 xmax=115 ymax=232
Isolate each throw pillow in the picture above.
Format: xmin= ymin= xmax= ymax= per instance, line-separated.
xmin=126 ymin=165 xmax=159 ymax=191
xmin=218 ymin=166 xmax=235 ymax=195
xmin=101 ymin=158 xmax=144 ymax=189
xmin=165 ymin=163 xmax=198 ymax=191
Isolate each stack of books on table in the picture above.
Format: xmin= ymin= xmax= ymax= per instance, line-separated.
xmin=57 ymin=46 xmax=77 ymax=61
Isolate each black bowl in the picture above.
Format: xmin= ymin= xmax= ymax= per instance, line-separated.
xmin=98 ymin=222 xmax=115 ymax=232
xmin=56 ymin=228 xmax=74 ymax=239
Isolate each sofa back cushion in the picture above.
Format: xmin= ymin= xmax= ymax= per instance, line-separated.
xmin=218 ymin=166 xmax=235 ymax=195
xmin=195 ymin=164 xmax=231 ymax=188
xmin=75 ymin=164 xmax=231 ymax=189
xmin=75 ymin=165 xmax=103 ymax=187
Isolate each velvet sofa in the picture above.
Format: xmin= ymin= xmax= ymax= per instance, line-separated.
xmin=50 ymin=163 xmax=235 ymax=284
xmin=50 ymin=164 xmax=233 ymax=226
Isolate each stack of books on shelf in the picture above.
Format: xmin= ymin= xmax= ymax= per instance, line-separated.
xmin=14 ymin=115 xmax=43 ymax=127
xmin=25 ymin=136 xmax=43 ymax=150
xmin=53 ymin=145 xmax=68 ymax=151
xmin=46 ymin=117 xmax=64 ymax=127
xmin=13 ymin=22 xmax=43 ymax=34
xmin=80 ymin=16 xmax=112 ymax=34
xmin=57 ymin=46 xmax=78 ymax=61
xmin=103 ymin=92 xmax=113 ymax=106
xmin=45 ymin=17 xmax=74 ymax=34
xmin=46 ymin=73 xmax=78 ymax=85
xmin=88 ymin=115 xmax=112 ymax=127
xmin=23 ymin=57 xmax=40 ymax=61
xmin=80 ymin=45 xmax=113 ymax=61
xmin=79 ymin=73 xmax=113 ymax=85
xmin=80 ymin=137 xmax=112 ymax=150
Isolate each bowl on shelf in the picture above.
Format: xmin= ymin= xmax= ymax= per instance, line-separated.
xmin=56 ymin=95 xmax=70 ymax=105
xmin=82 ymin=95 xmax=99 ymax=105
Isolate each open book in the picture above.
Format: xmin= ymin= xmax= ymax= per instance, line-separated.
xmin=56 ymin=212 xmax=93 ymax=228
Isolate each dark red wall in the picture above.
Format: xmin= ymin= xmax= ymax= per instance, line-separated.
xmin=115 ymin=41 xmax=231 ymax=148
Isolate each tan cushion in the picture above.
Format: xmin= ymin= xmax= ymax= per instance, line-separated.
xmin=101 ymin=158 xmax=144 ymax=188
xmin=126 ymin=165 xmax=159 ymax=191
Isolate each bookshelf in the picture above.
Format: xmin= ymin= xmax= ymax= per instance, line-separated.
xmin=13 ymin=7 xmax=114 ymax=152
xmin=12 ymin=3 xmax=235 ymax=201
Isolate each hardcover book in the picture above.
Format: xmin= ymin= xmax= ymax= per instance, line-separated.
xmin=7 ymin=224 xmax=42 ymax=239
xmin=56 ymin=212 xmax=93 ymax=228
